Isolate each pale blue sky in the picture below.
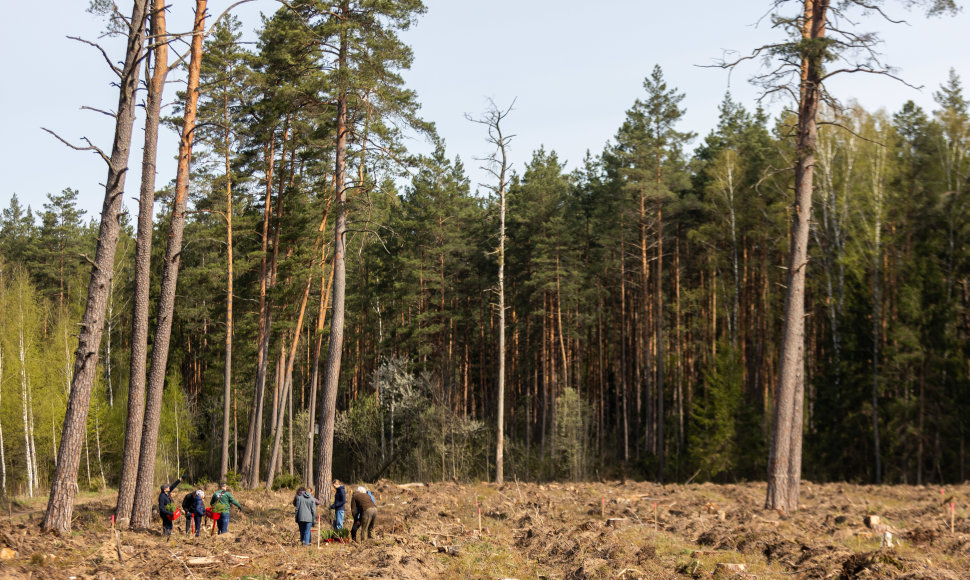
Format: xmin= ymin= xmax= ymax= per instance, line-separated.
xmin=3 ymin=1 xmax=968 ymax=219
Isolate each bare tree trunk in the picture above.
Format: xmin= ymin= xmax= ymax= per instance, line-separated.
xmin=131 ymin=0 xmax=207 ymax=529
xmin=495 ymin=121 xmax=509 ymax=485
xmin=266 ymin=276 xmax=313 ymax=488
xmin=42 ymin=0 xmax=150 ymax=534
xmin=239 ymin=134 xmax=276 ymax=487
xmin=766 ymin=0 xmax=827 ymax=514
xmin=868 ymin=138 xmax=887 ymax=484
xmin=18 ymin=301 xmax=35 ymax=497
xmin=0 ymin=335 xmax=6 ymax=499
xmin=220 ymin=90 xmax=235 ymax=484
xmin=656 ymin=200 xmax=665 ymax=483
xmin=116 ymin=0 xmax=167 ymax=525
xmin=315 ymin=30 xmax=349 ymax=503
xmin=305 ymin=197 xmax=334 ymax=487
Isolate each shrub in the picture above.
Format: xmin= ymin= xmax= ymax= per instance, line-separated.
xmin=224 ymin=470 xmax=240 ymax=488
xmin=272 ymin=472 xmax=301 ymax=491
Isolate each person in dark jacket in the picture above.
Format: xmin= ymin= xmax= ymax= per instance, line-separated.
xmin=157 ymin=474 xmax=185 ymax=536
xmin=350 ymin=486 xmax=378 ymax=543
xmin=181 ymin=491 xmax=195 ymax=534
xmin=293 ymin=487 xmax=317 ymax=546
xmin=186 ymin=490 xmax=205 ymax=536
xmin=329 ymin=479 xmax=346 ymax=530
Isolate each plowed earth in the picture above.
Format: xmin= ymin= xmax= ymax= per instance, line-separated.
xmin=0 ymin=481 xmax=967 ymax=579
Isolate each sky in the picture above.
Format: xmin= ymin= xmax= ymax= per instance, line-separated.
xmin=2 ymin=1 xmax=969 ymax=220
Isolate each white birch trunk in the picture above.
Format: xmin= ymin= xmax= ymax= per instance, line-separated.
xmin=18 ymin=304 xmax=35 ymax=497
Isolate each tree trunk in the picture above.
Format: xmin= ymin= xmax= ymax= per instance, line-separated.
xmin=116 ymin=0 xmax=167 ymax=524
xmin=306 ymin=196 xmax=334 ymax=487
xmin=42 ymin=0 xmax=151 ymax=534
xmin=495 ymin=130 xmax=508 ymax=485
xmin=0 ymin=335 xmax=6 ymax=499
xmin=130 ymin=0 xmax=206 ymax=529
xmin=221 ymin=89 xmax=235 ymax=484
xmin=239 ymin=133 xmax=276 ymax=487
xmin=18 ymin=301 xmax=35 ymax=498
xmin=656 ymin=200 xmax=665 ymax=484
xmin=765 ymin=0 xmax=827 ymax=514
xmin=315 ymin=29 xmax=349 ymax=503
xmin=266 ymin=275 xmax=313 ymax=488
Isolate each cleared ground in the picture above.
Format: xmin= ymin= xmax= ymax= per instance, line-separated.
xmin=0 ymin=480 xmax=968 ymax=578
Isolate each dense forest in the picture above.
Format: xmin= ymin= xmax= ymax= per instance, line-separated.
xmin=1 ymin=0 xmax=969 ymax=524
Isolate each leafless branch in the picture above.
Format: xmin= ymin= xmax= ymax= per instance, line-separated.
xmin=41 ymin=128 xmax=111 ymax=165
xmin=68 ymin=36 xmax=122 ymax=77
xmin=817 ymin=120 xmax=888 ymax=148
xmin=81 ymin=106 xmax=117 ymax=119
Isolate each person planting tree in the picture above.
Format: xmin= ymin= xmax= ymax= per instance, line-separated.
xmin=156 ymin=474 xmax=185 ymax=537
xmin=329 ymin=479 xmax=346 ymax=530
xmin=211 ymin=482 xmax=244 ymax=534
xmin=181 ymin=490 xmax=195 ymax=534
xmin=293 ymin=486 xmax=316 ymax=546
xmin=186 ymin=490 xmax=205 ymax=537
xmin=350 ymin=486 xmax=378 ymax=543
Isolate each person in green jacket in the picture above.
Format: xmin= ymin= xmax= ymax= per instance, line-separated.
xmin=211 ymin=482 xmax=244 ymax=534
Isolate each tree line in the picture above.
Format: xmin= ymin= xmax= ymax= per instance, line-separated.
xmin=0 ymin=0 xmax=967 ymax=531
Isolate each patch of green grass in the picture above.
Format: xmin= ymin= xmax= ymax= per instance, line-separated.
xmin=439 ymin=537 xmax=542 ymax=578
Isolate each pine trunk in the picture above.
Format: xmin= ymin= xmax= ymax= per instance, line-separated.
xmin=42 ymin=0 xmax=151 ymax=534
xmin=130 ymin=0 xmax=206 ymax=528
xmin=221 ymin=90 xmax=235 ymax=484
xmin=239 ymin=134 xmax=276 ymax=487
xmin=765 ymin=0 xmax=827 ymax=514
xmin=116 ymin=0 xmax=167 ymax=524
xmin=315 ymin=30 xmax=349 ymax=503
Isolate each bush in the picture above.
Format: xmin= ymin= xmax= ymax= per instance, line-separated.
xmin=224 ymin=470 xmax=240 ymax=488
xmin=272 ymin=472 xmax=301 ymax=491
xmin=89 ymin=475 xmax=107 ymax=493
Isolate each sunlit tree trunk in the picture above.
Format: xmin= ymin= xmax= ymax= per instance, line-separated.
xmin=131 ymin=0 xmax=206 ymax=528
xmin=240 ymin=133 xmax=276 ymax=487
xmin=43 ymin=0 xmax=151 ymax=535
xmin=315 ymin=28 xmax=350 ymax=501
xmin=221 ymin=88 xmax=235 ymax=484
xmin=116 ymin=0 xmax=167 ymax=525
xmin=766 ymin=0 xmax=827 ymax=514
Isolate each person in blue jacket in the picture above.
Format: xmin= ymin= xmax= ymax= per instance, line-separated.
xmin=329 ymin=479 xmax=346 ymax=530
xmin=157 ymin=473 xmax=185 ymax=537
xmin=186 ymin=490 xmax=205 ymax=536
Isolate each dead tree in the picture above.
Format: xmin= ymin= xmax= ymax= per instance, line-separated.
xmin=467 ymin=99 xmax=515 ymax=485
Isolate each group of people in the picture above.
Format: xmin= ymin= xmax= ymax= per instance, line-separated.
xmin=156 ymin=474 xmax=378 ymax=546
xmin=291 ymin=478 xmax=379 ymax=546
xmin=156 ymin=476 xmax=244 ymax=537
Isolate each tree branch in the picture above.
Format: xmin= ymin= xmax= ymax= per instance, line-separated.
xmin=68 ymin=36 xmax=122 ymax=77
xmin=41 ymin=128 xmax=111 ymax=165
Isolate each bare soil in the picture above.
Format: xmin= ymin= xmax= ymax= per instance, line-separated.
xmin=0 ymin=481 xmax=967 ymax=579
